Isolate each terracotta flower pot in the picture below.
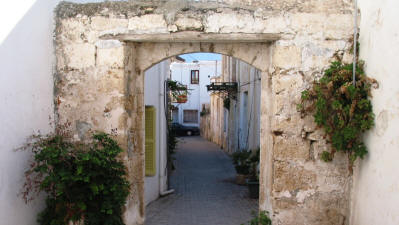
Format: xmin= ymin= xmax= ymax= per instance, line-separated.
xmin=236 ymin=174 xmax=248 ymax=185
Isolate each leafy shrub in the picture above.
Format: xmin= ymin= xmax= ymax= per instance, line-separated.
xmin=242 ymin=211 xmax=272 ymax=225
xmin=232 ymin=150 xmax=251 ymax=175
xmin=22 ymin=132 xmax=130 ymax=225
xmin=298 ymin=60 xmax=377 ymax=170
xmin=232 ymin=149 xmax=259 ymax=176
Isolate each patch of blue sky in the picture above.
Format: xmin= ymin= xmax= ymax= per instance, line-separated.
xmin=179 ymin=53 xmax=221 ymax=62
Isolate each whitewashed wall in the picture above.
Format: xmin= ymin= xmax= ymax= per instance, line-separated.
xmin=0 ymin=1 xmax=123 ymax=224
xmin=170 ymin=60 xmax=221 ymax=127
xmin=144 ymin=60 xmax=169 ymax=205
xmin=0 ymin=1 xmax=57 ymax=224
xmin=350 ymin=1 xmax=399 ymax=225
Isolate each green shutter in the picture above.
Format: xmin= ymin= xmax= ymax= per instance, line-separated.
xmin=145 ymin=106 xmax=156 ymax=176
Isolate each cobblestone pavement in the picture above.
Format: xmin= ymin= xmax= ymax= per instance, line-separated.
xmin=145 ymin=136 xmax=258 ymax=225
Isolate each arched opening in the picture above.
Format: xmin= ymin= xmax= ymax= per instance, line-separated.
xmin=54 ymin=2 xmax=356 ymax=224
xmin=137 ymin=49 xmax=271 ymax=225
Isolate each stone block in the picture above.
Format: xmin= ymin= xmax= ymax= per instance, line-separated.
xmin=64 ymin=43 xmax=96 ymax=69
xmin=91 ymin=16 xmax=128 ymax=31
xmin=272 ymin=45 xmax=302 ymax=69
xmin=96 ymin=41 xmax=125 ymax=68
xmin=175 ymin=17 xmax=203 ymax=31
xmin=325 ymin=14 xmax=353 ymax=40
xmin=205 ymin=12 xmax=258 ymax=33
xmin=303 ymin=115 xmax=317 ymax=132
xmin=272 ymin=114 xmax=304 ymax=136
xmin=128 ymin=14 xmax=168 ymax=33
xmin=273 ymin=161 xmax=316 ymax=192
xmin=291 ymin=13 xmax=325 ymax=35
xmin=307 ymin=129 xmax=325 ymax=141
xmin=272 ymin=73 xmax=304 ymax=94
xmin=98 ymin=69 xmax=125 ymax=94
xmin=59 ymin=18 xmax=88 ymax=42
xmin=274 ymin=135 xmax=310 ymax=160
xmin=273 ymin=94 xmax=287 ymax=115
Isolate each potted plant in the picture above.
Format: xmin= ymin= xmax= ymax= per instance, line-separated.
xmin=232 ymin=150 xmax=251 ymax=185
xmin=176 ymin=94 xmax=187 ymax=103
xmin=247 ymin=148 xmax=260 ymax=199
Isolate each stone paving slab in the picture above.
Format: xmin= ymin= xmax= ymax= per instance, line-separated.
xmin=146 ymin=136 xmax=258 ymax=225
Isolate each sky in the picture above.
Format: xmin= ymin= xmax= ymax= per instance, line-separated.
xmin=179 ymin=53 xmax=222 ymax=63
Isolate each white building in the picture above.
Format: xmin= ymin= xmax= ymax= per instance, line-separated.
xmin=170 ymin=60 xmax=221 ymax=127
xmin=144 ymin=60 xmax=170 ymax=205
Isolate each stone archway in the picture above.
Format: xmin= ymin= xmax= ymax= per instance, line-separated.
xmin=123 ymin=40 xmax=274 ymax=223
xmin=55 ymin=1 xmax=354 ymax=224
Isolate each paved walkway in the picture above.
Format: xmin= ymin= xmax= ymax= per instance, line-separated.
xmin=145 ymin=136 xmax=258 ymax=225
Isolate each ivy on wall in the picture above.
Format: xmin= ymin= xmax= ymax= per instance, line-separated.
xmin=298 ymin=59 xmax=378 ymax=171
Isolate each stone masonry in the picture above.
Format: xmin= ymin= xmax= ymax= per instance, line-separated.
xmin=55 ymin=1 xmax=355 ymax=224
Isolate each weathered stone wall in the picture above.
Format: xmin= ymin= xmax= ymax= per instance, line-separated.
xmin=55 ymin=1 xmax=355 ymax=224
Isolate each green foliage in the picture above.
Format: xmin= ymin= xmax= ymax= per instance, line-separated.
xmin=232 ymin=150 xmax=251 ymax=175
xmin=22 ymin=133 xmax=130 ymax=225
xmin=232 ymin=149 xmax=259 ymax=177
xmin=298 ymin=60 xmax=377 ymax=169
xmin=167 ymin=80 xmax=188 ymax=101
xmin=242 ymin=211 xmax=272 ymax=225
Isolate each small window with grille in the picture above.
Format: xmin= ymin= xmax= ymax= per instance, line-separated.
xmin=183 ymin=110 xmax=198 ymax=123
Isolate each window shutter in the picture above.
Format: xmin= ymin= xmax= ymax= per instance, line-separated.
xmin=145 ymin=106 xmax=156 ymax=176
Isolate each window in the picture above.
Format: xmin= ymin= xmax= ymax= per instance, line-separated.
xmin=191 ymin=70 xmax=199 ymax=84
xmin=183 ymin=110 xmax=199 ymax=123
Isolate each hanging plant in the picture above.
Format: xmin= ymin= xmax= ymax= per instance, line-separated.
xmin=167 ymin=80 xmax=188 ymax=103
xmin=298 ymin=60 xmax=378 ymax=171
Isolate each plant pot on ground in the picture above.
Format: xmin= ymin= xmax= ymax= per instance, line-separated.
xmin=247 ymin=149 xmax=260 ymax=199
xmin=231 ymin=150 xmax=251 ymax=185
xmin=247 ymin=180 xmax=259 ymax=199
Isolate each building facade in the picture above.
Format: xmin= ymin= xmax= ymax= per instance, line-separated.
xmin=144 ymin=60 xmax=170 ymax=205
xmin=170 ymin=60 xmax=221 ymax=128
xmin=201 ymin=56 xmax=261 ymax=153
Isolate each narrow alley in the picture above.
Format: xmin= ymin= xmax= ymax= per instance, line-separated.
xmin=146 ymin=136 xmax=258 ymax=225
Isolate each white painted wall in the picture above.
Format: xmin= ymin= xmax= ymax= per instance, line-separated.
xmin=0 ymin=1 xmax=124 ymax=224
xmin=170 ymin=60 xmax=221 ymax=127
xmin=144 ymin=60 xmax=170 ymax=205
xmin=0 ymin=1 xmax=58 ymax=224
xmin=231 ymin=58 xmax=261 ymax=151
xmin=350 ymin=1 xmax=399 ymax=225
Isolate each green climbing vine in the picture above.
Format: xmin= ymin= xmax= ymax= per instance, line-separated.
xmin=298 ymin=59 xmax=378 ymax=170
xmin=21 ymin=132 xmax=130 ymax=225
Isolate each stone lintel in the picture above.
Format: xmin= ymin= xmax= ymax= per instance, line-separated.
xmin=101 ymin=31 xmax=280 ymax=43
